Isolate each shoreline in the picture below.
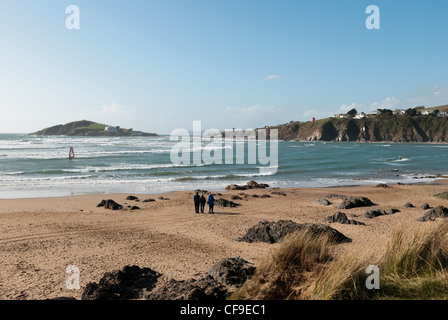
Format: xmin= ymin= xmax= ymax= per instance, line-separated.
xmin=0 ymin=177 xmax=446 ymax=200
xmin=0 ymin=183 xmax=447 ymax=300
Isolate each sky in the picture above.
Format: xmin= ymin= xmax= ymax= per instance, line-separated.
xmin=0 ymin=0 xmax=447 ymax=134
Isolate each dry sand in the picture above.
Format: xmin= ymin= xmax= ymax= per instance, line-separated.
xmin=1 ymin=182 xmax=447 ymax=300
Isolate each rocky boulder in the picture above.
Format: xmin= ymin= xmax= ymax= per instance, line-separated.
xmin=216 ymin=199 xmax=241 ymax=208
xmin=323 ymin=212 xmax=365 ymax=225
xmin=97 ymin=199 xmax=123 ymax=210
xmin=435 ymin=192 xmax=448 ymax=200
xmin=236 ymin=220 xmax=351 ymax=244
xmin=225 ymin=181 xmax=269 ymax=191
xmin=418 ymin=206 xmax=448 ymax=222
xmin=207 ymin=257 xmax=255 ymax=287
xmin=363 ymin=209 xmax=399 ymax=219
xmin=421 ymin=203 xmax=431 ymax=210
xmin=314 ymin=198 xmax=332 ymax=206
xmin=336 ymin=196 xmax=375 ymax=209
xmin=81 ymin=265 xmax=161 ymax=300
xmin=145 ymin=277 xmax=228 ymax=300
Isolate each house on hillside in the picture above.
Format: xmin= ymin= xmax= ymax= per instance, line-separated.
xmin=354 ymin=112 xmax=366 ymax=119
xmin=369 ymin=109 xmax=381 ymax=116
xmin=393 ymin=109 xmax=405 ymax=115
xmin=333 ymin=113 xmax=350 ymax=119
xmin=105 ymin=126 xmax=119 ymax=133
xmin=422 ymin=110 xmax=435 ymax=116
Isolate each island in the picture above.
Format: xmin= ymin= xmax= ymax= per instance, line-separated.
xmin=29 ymin=120 xmax=158 ymax=137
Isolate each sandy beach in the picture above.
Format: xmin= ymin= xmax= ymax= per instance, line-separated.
xmin=1 ymin=182 xmax=447 ymax=300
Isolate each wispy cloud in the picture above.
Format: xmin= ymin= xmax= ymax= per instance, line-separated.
xmin=101 ymin=102 xmax=135 ymax=116
xmin=262 ymin=74 xmax=281 ymax=81
xmin=225 ymin=104 xmax=280 ymax=115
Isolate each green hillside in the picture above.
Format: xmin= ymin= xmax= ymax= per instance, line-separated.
xmin=30 ymin=120 xmax=157 ymax=137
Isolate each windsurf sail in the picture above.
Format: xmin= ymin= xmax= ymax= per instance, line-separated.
xmin=69 ymin=147 xmax=75 ymax=160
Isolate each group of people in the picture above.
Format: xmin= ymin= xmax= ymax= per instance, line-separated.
xmin=193 ymin=192 xmax=215 ymax=214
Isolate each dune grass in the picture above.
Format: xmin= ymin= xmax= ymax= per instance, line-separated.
xmin=232 ymin=221 xmax=448 ymax=300
xmin=230 ymin=228 xmax=334 ymax=300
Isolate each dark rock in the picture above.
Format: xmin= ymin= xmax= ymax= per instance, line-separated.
xmin=129 ymin=206 xmax=140 ymax=210
xmin=260 ymin=194 xmax=271 ymax=198
xmin=246 ymin=180 xmax=269 ymax=189
xmin=323 ymin=212 xmax=365 ymax=225
xmin=363 ymin=209 xmax=399 ymax=219
xmin=404 ymin=202 xmax=415 ymax=208
xmin=236 ymin=220 xmax=351 ymax=244
xmin=142 ymin=198 xmax=156 ymax=202
xmin=418 ymin=206 xmax=448 ymax=222
xmin=271 ymin=191 xmax=287 ymax=196
xmin=231 ymin=195 xmax=243 ymax=200
xmin=126 ymin=196 xmax=139 ymax=201
xmin=207 ymin=257 xmax=255 ymax=287
xmin=376 ymin=183 xmax=389 ymax=188
xmin=314 ymin=198 xmax=332 ymax=206
xmin=251 ymin=194 xmax=259 ymax=198
xmin=81 ymin=265 xmax=161 ymax=300
xmin=47 ymin=297 xmax=77 ymax=300
xmin=434 ymin=192 xmax=448 ymax=200
xmin=97 ymin=199 xmax=123 ymax=210
xmin=421 ymin=203 xmax=431 ymax=210
xmin=216 ymin=199 xmax=241 ymax=208
xmin=145 ymin=276 xmax=228 ymax=300
xmin=225 ymin=181 xmax=269 ymax=191
xmin=336 ymin=196 xmax=375 ymax=209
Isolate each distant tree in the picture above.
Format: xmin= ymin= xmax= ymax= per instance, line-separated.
xmin=379 ymin=109 xmax=393 ymax=115
xmin=405 ymin=108 xmax=417 ymax=117
xmin=347 ymin=108 xmax=358 ymax=116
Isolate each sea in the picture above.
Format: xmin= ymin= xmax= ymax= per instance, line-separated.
xmin=0 ymin=133 xmax=447 ymax=199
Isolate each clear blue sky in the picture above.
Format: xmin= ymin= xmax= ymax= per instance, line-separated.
xmin=0 ymin=0 xmax=447 ymax=134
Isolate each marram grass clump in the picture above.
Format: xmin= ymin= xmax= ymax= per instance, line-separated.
xmin=232 ymin=221 xmax=448 ymax=300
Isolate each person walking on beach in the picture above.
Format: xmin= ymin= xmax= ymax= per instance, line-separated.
xmin=207 ymin=193 xmax=215 ymax=214
xmin=200 ymin=193 xmax=206 ymax=213
xmin=194 ymin=192 xmax=200 ymax=213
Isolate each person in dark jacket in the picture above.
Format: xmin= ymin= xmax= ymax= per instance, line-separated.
xmin=207 ymin=193 xmax=215 ymax=214
xmin=193 ymin=192 xmax=200 ymax=213
xmin=200 ymin=193 xmax=206 ymax=213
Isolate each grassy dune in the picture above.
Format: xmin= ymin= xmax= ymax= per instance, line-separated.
xmin=231 ymin=222 xmax=448 ymax=300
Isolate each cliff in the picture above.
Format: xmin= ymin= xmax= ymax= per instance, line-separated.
xmin=30 ymin=120 xmax=158 ymax=137
xmin=265 ymin=115 xmax=448 ymax=143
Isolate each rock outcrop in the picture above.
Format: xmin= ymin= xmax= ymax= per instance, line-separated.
xmin=207 ymin=257 xmax=255 ymax=287
xmin=236 ymin=220 xmax=351 ymax=244
xmin=225 ymin=181 xmax=269 ymax=191
xmin=418 ymin=206 xmax=448 ymax=222
xmin=81 ymin=265 xmax=161 ymax=300
xmin=97 ymin=199 xmax=123 ymax=210
xmin=323 ymin=212 xmax=365 ymax=225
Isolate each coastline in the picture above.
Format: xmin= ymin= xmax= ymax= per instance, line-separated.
xmin=0 ymin=182 xmax=447 ymax=300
